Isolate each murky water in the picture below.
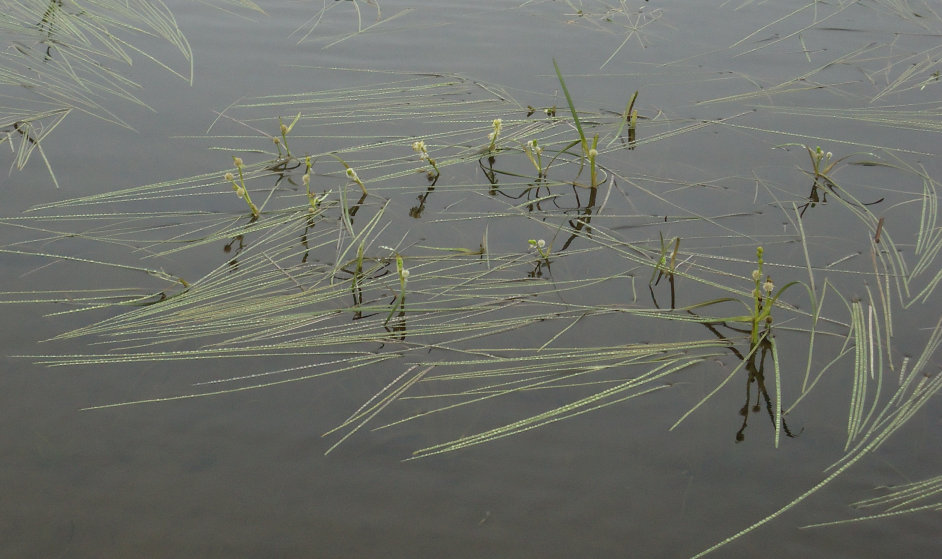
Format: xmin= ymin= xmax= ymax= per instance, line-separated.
xmin=2 ymin=1 xmax=940 ymax=557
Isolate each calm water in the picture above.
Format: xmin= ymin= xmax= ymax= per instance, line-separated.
xmin=2 ymin=1 xmax=940 ymax=557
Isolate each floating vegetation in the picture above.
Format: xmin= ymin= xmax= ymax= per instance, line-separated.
xmin=0 ymin=0 xmax=262 ymax=184
xmin=1 ymin=1 xmax=941 ymax=558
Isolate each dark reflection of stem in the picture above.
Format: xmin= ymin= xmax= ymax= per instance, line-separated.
xmin=488 ymin=179 xmax=553 ymax=212
xmin=300 ymin=215 xmax=315 ymax=263
xmin=528 ymin=257 xmax=551 ymax=278
xmin=384 ymin=301 xmax=406 ymax=341
xmin=736 ymin=337 xmax=800 ymax=443
xmin=335 ymin=256 xmax=389 ymax=322
xmin=797 ymin=179 xmax=828 ymax=218
xmin=481 ymin=156 xmax=498 ymax=194
xmin=409 ymin=174 xmax=439 ymax=219
xmin=350 ymin=251 xmax=365 ymax=320
xmin=347 ymin=193 xmax=368 ymax=223
xmin=223 ymin=234 xmax=245 ymax=270
xmin=648 ymin=243 xmax=678 ymax=311
xmin=11 ymin=122 xmax=38 ymax=146
xmin=686 ymin=314 xmax=800 ymax=443
xmin=647 ymin=279 xmax=675 ymax=311
xmin=39 ymin=0 xmax=64 ymax=61
xmin=559 ymin=186 xmax=597 ymax=252
xmin=266 ymin=157 xmax=301 ymax=173
xmin=668 ymin=274 xmax=676 ymax=309
xmin=798 ymin=177 xmax=885 ymax=218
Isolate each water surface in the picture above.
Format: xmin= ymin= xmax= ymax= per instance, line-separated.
xmin=2 ymin=1 xmax=941 ymax=557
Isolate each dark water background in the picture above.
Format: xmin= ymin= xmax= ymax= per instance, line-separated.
xmin=1 ymin=1 xmax=940 ymax=557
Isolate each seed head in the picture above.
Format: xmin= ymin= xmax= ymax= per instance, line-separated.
xmin=763 ymin=278 xmax=774 ymax=295
xmin=233 ymin=157 xmax=244 ymax=168
xmin=280 ymin=123 xmax=289 ymax=135
xmin=588 ymin=148 xmax=598 ymax=158
xmin=224 ymin=172 xmax=235 ymax=182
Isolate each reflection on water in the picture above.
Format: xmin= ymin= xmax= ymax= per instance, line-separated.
xmin=1 ymin=1 xmax=941 ymax=558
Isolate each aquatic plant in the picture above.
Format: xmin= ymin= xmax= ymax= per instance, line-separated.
xmin=487 ymin=118 xmax=502 ymax=153
xmin=648 ymin=232 xmax=680 ymax=284
xmin=522 ymin=139 xmax=545 ymax=177
xmin=0 ymin=0 xmax=263 ymax=186
xmin=384 ymin=253 xmax=408 ymax=326
xmin=274 ymin=112 xmax=301 ymax=160
xmin=553 ymin=58 xmax=602 ymax=188
xmin=746 ymin=246 xmax=796 ymax=347
xmin=411 ymin=139 xmax=440 ymax=179
xmin=528 ymin=238 xmax=550 ymax=260
xmin=224 ymin=156 xmax=261 ymax=218
xmin=3 ymin=14 xmax=941 ymax=552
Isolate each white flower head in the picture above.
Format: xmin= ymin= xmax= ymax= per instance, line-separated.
xmin=401 ymin=269 xmax=410 ymax=280
xmin=302 ymin=173 xmax=310 ymax=187
xmin=233 ymin=156 xmax=244 ymax=168
xmin=224 ymin=172 xmax=235 ymax=182
xmin=536 ymin=239 xmax=546 ymax=249
xmin=751 ymin=269 xmax=761 ymax=282
xmin=763 ymin=279 xmax=774 ymax=295
xmin=412 ymin=140 xmax=427 ymax=153
xmin=346 ymin=168 xmax=360 ymax=182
